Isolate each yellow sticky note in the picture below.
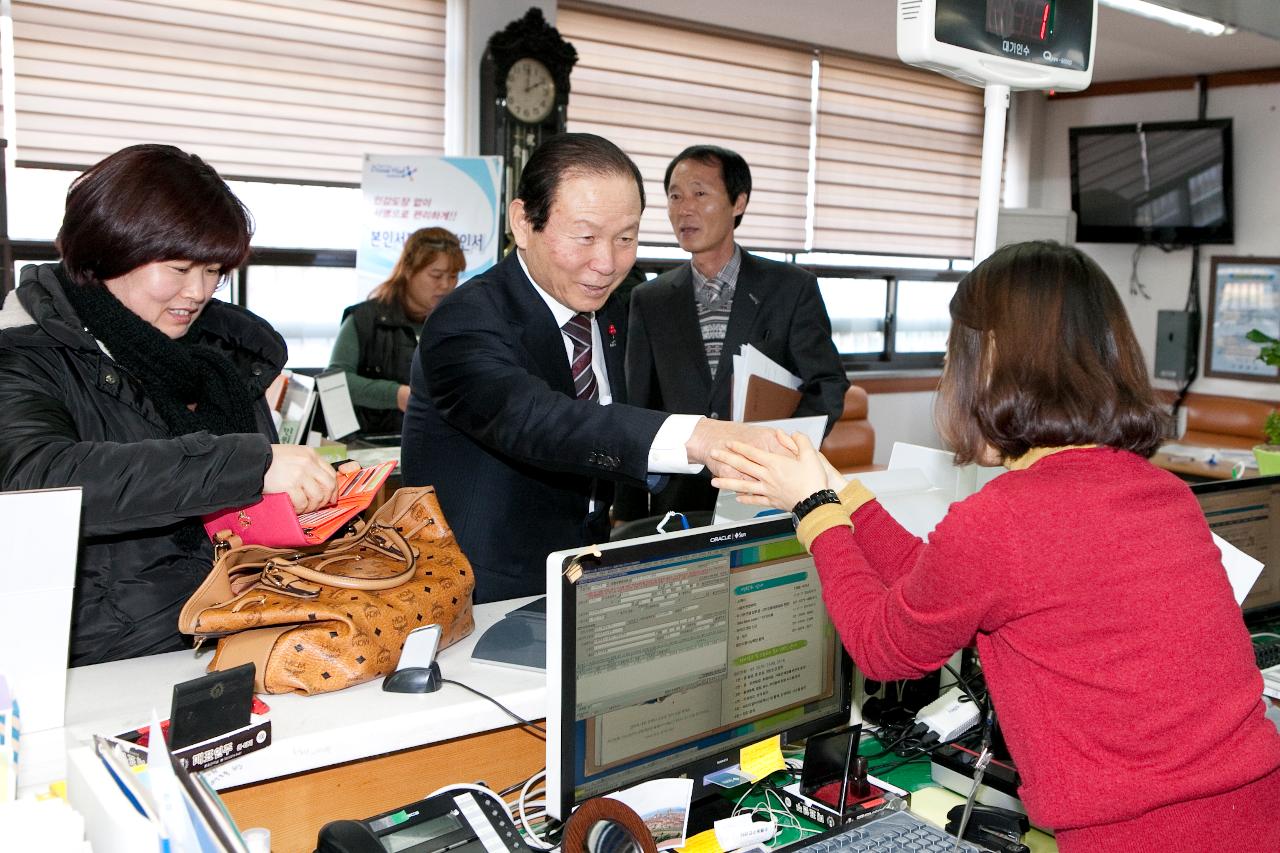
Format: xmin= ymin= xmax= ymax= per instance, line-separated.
xmin=677 ymin=829 xmax=724 ymax=853
xmin=739 ymin=734 xmax=787 ymax=782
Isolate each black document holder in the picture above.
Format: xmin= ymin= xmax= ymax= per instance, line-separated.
xmin=168 ymin=663 xmax=255 ymax=749
xmin=799 ymin=724 xmax=863 ymax=816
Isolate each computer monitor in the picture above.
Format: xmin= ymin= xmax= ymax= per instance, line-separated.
xmin=545 ymin=516 xmax=854 ymax=821
xmin=1192 ymin=475 xmax=1280 ymax=619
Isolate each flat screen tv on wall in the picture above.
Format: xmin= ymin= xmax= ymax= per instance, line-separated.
xmin=1069 ymin=118 xmax=1234 ymax=245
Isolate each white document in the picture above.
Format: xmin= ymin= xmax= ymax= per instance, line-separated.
xmin=714 ymin=440 xmax=1005 ymax=529
xmin=0 ymin=487 xmax=82 ymax=733
xmin=886 ymin=441 xmax=1005 ymax=502
xmin=710 ymin=416 xmax=836 ymax=524
xmin=1215 ymin=533 xmax=1264 ymax=605
xmin=857 ymin=442 xmax=1003 ymax=536
xmin=145 ymin=709 xmax=203 ymax=853
xmin=315 ymin=369 xmax=361 ymax=441
xmin=731 ymin=344 xmax=802 ymax=422
xmin=750 ymin=414 xmax=827 ymax=454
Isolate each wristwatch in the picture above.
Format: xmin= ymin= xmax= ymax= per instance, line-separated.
xmin=791 ymin=489 xmax=841 ymax=524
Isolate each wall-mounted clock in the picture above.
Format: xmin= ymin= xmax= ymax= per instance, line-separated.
xmin=505 ymin=57 xmax=557 ymax=124
xmin=479 ymin=8 xmax=578 ymax=253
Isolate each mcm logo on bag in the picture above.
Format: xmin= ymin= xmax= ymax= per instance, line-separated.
xmin=179 ymin=487 xmax=476 ymax=695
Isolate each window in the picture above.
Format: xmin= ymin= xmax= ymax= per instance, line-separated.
xmin=8 ymin=0 xmax=447 ymax=182
xmin=9 ymin=168 xmax=362 ymax=249
xmin=560 ymin=6 xmax=980 ymax=367
xmin=817 ymin=277 xmax=887 ymax=355
xmin=813 ymin=52 xmax=983 ymax=258
xmin=558 ymin=5 xmax=813 ymax=250
xmin=896 ymin=279 xmax=960 ymax=354
xmin=242 ymin=261 xmax=361 ymax=369
xmin=5 ymin=4 xmax=976 ymax=370
xmin=3 ymin=1 xmax=444 ymax=367
xmin=806 ymin=264 xmax=963 ymax=366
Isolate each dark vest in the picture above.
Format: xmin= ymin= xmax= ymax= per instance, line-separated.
xmin=342 ymin=299 xmax=420 ymax=435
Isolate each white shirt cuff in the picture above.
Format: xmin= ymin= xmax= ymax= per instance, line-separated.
xmin=648 ymin=414 xmax=703 ymax=474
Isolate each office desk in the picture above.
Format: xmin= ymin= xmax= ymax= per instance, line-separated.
xmin=1152 ymin=443 xmax=1258 ymax=481
xmin=55 ymin=598 xmax=546 ymax=853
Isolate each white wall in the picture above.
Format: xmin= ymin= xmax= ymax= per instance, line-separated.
xmin=865 ymin=391 xmax=942 ymax=465
xmin=1028 ymin=82 xmax=1280 ymax=404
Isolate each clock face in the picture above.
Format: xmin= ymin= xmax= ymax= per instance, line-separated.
xmin=505 ymin=57 xmax=556 ymax=124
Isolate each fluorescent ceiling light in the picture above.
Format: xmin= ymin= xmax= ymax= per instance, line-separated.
xmin=1100 ymin=0 xmax=1236 ymax=37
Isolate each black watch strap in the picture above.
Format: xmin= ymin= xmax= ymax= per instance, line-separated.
xmin=791 ymin=488 xmax=841 ymax=523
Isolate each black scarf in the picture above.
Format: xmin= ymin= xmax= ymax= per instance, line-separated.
xmin=59 ymin=270 xmax=259 ymax=438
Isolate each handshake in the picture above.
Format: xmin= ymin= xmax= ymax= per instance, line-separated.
xmin=686 ymin=418 xmax=847 ymax=513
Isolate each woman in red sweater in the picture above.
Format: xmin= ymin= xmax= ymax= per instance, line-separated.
xmin=711 ymin=241 xmax=1280 ymax=851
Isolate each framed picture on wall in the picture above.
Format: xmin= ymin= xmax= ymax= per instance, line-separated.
xmin=1205 ymin=256 xmax=1280 ymax=382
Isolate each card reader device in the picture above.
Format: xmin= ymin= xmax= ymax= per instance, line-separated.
xmin=316 ymin=785 xmax=533 ymax=853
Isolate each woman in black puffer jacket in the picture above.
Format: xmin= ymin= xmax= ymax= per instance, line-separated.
xmin=0 ymin=144 xmax=341 ymax=666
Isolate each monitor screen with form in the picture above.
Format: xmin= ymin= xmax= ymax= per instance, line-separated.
xmin=545 ymin=516 xmax=853 ymax=821
xmin=1192 ymin=475 xmax=1280 ymax=618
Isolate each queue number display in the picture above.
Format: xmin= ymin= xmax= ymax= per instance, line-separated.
xmin=931 ymin=0 xmax=1092 ymax=73
xmin=986 ymin=0 xmax=1056 ymax=43
xmin=898 ymin=0 xmax=1093 ymax=91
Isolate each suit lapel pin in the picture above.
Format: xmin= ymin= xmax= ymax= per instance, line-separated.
xmin=607 ymin=323 xmax=618 ymax=347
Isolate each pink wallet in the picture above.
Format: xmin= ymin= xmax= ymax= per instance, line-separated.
xmin=202 ymin=491 xmax=309 ymax=548
xmin=203 ymin=460 xmax=398 ymax=548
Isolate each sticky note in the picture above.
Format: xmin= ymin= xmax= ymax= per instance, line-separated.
xmin=739 ymin=735 xmax=787 ymax=782
xmin=677 ymin=829 xmax=724 ymax=853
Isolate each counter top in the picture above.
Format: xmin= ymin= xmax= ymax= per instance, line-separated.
xmin=27 ymin=597 xmax=546 ymax=792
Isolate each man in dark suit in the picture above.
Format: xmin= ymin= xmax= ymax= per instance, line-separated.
xmin=401 ymin=134 xmax=783 ymax=603
xmin=622 ymin=145 xmax=848 ymax=519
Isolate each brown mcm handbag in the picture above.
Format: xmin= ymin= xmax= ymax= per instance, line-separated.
xmin=178 ymin=486 xmax=475 ymax=695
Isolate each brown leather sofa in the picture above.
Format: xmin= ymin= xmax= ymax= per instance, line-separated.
xmin=1178 ymin=392 xmax=1276 ymax=450
xmin=820 ymin=384 xmax=877 ymax=473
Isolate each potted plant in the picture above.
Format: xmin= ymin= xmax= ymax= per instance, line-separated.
xmin=1247 ymin=329 xmax=1280 ymax=475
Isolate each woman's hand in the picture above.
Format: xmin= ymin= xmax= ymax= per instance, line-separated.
xmin=396 ymin=384 xmax=411 ymax=412
xmin=819 ymin=448 xmax=848 ymax=494
xmin=265 ymin=445 xmax=340 ymax=513
xmin=710 ymin=431 xmax=834 ymax=512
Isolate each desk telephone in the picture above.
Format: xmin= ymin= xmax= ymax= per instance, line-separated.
xmin=316 ymin=785 xmax=533 ymax=853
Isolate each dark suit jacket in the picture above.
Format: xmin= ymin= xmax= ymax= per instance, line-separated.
xmin=401 ymin=253 xmax=668 ymax=603
xmin=622 ymin=251 xmax=848 ymax=517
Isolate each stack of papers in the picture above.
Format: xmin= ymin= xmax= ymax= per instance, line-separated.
xmin=731 ymin=345 xmax=802 ymax=423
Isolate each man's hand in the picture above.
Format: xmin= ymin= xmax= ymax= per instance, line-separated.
xmin=685 ymin=419 xmax=794 ymax=480
xmin=710 ymin=432 xmax=833 ymax=512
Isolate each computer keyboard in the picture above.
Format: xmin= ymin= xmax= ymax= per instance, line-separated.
xmin=1255 ymin=642 xmax=1280 ymax=671
xmin=1254 ymin=643 xmax=1280 ymax=699
xmin=790 ymin=809 xmax=981 ymax=853
xmin=1261 ymin=664 xmax=1280 ymax=700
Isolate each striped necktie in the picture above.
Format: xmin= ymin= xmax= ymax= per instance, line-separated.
xmin=702 ymin=276 xmax=724 ymax=304
xmin=563 ymin=312 xmax=599 ymax=401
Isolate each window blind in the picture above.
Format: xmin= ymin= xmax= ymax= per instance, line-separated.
xmin=558 ymin=5 xmax=812 ymax=251
xmin=10 ymin=0 xmax=446 ymax=183
xmin=813 ymin=52 xmax=984 ymax=258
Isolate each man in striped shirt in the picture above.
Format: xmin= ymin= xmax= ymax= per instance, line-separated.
xmin=622 ymin=145 xmax=848 ymax=521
